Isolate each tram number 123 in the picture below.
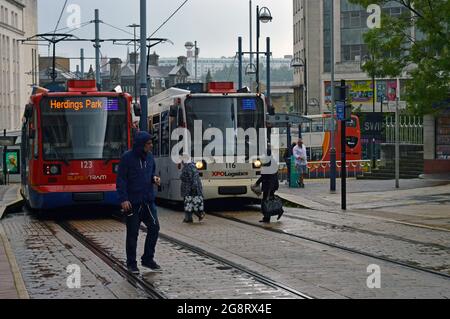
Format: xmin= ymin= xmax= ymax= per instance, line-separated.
xmin=81 ymin=161 xmax=93 ymax=169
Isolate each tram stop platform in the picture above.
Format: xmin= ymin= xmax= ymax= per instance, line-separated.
xmin=0 ymin=184 xmax=28 ymax=299
xmin=276 ymin=178 xmax=450 ymax=231
xmin=0 ymin=184 xmax=23 ymax=219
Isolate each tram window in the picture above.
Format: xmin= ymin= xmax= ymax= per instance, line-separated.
xmin=32 ymin=107 xmax=38 ymax=159
xmin=310 ymin=147 xmax=323 ymax=161
xmin=301 ymin=122 xmax=311 ymax=133
xmin=178 ymin=107 xmax=184 ymax=127
xmin=161 ymin=111 xmax=170 ymax=156
xmin=311 ymin=119 xmax=324 ymax=132
xmin=152 ymin=114 xmax=160 ymax=156
xmin=324 ymin=118 xmax=337 ymax=131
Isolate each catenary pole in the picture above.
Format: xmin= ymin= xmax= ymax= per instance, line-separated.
xmin=139 ymin=0 xmax=148 ymax=131
xmin=330 ymin=0 xmax=337 ymax=193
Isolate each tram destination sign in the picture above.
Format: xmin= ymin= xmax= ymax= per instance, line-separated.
xmin=43 ymin=97 xmax=120 ymax=112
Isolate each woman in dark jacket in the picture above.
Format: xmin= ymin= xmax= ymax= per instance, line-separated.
xmin=180 ymin=160 xmax=205 ymax=223
xmin=251 ymin=149 xmax=283 ymax=223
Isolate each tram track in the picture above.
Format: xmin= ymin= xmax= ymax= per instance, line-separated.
xmin=57 ymin=216 xmax=313 ymax=299
xmin=109 ymin=214 xmax=314 ymax=299
xmin=207 ymin=210 xmax=450 ymax=280
xmin=57 ymin=221 xmax=167 ymax=299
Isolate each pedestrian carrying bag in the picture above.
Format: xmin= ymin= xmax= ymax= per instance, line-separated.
xmin=184 ymin=195 xmax=204 ymax=213
xmin=262 ymin=196 xmax=284 ymax=216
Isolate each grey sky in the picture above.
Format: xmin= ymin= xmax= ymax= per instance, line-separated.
xmin=38 ymin=0 xmax=293 ymax=66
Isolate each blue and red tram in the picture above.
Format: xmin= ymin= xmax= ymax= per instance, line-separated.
xmin=21 ymin=80 xmax=133 ymax=210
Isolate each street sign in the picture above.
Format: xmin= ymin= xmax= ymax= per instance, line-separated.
xmin=336 ymin=101 xmax=345 ymax=121
xmin=362 ymin=113 xmax=384 ymax=140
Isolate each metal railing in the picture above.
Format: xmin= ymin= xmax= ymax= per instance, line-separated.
xmin=278 ymin=160 xmax=376 ymax=180
xmin=385 ymin=116 xmax=423 ymax=145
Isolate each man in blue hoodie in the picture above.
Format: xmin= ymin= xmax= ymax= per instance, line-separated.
xmin=116 ymin=131 xmax=161 ymax=274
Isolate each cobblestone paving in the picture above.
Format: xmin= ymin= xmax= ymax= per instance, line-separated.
xmin=156 ymin=206 xmax=450 ymax=299
xmin=68 ymin=219 xmax=301 ymax=299
xmin=1 ymin=213 xmax=146 ymax=299
xmin=219 ymin=206 xmax=450 ymax=275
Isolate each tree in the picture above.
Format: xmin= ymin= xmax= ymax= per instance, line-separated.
xmin=205 ymin=69 xmax=213 ymax=83
xmin=349 ymin=0 xmax=450 ymax=115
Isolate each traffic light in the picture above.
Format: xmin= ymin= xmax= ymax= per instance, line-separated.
xmin=334 ymin=80 xmax=352 ymax=121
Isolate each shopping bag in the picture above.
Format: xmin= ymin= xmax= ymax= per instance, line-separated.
xmin=184 ymin=195 xmax=204 ymax=213
xmin=262 ymin=196 xmax=284 ymax=217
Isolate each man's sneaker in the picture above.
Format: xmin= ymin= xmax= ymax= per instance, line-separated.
xmin=142 ymin=261 xmax=161 ymax=270
xmin=127 ymin=265 xmax=140 ymax=274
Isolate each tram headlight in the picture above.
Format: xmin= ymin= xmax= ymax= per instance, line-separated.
xmin=112 ymin=163 xmax=119 ymax=174
xmin=252 ymin=159 xmax=262 ymax=169
xmin=44 ymin=164 xmax=61 ymax=176
xmin=195 ymin=160 xmax=207 ymax=170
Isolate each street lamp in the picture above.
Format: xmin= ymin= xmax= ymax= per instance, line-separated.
xmin=245 ymin=63 xmax=257 ymax=75
xmin=185 ymin=41 xmax=199 ymax=82
xmin=361 ymin=55 xmax=376 ymax=113
xmin=361 ymin=54 xmax=377 ymax=168
xmin=256 ymin=6 xmax=272 ymax=93
xmin=291 ymin=57 xmax=308 ymax=115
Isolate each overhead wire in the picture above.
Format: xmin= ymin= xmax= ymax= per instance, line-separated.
xmin=101 ymin=21 xmax=135 ymax=37
xmin=52 ymin=0 xmax=69 ymax=37
xmin=47 ymin=20 xmax=92 ymax=34
xmin=227 ymin=54 xmax=238 ymax=81
xmin=149 ymin=0 xmax=190 ymax=38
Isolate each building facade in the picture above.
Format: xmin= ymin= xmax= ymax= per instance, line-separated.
xmin=159 ymin=55 xmax=293 ymax=82
xmin=293 ymin=0 xmax=410 ymax=115
xmin=0 ymin=0 xmax=38 ymax=131
xmin=101 ymin=53 xmax=190 ymax=99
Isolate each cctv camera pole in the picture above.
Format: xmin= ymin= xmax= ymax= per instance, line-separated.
xmin=139 ymin=0 xmax=148 ymax=132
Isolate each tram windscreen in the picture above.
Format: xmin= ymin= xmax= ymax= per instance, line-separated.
xmin=185 ymin=97 xmax=265 ymax=156
xmin=40 ymin=96 xmax=128 ymax=160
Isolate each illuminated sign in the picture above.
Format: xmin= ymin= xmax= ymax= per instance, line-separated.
xmin=242 ymin=99 xmax=256 ymax=111
xmin=47 ymin=97 xmax=119 ymax=112
xmin=5 ymin=150 xmax=20 ymax=174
